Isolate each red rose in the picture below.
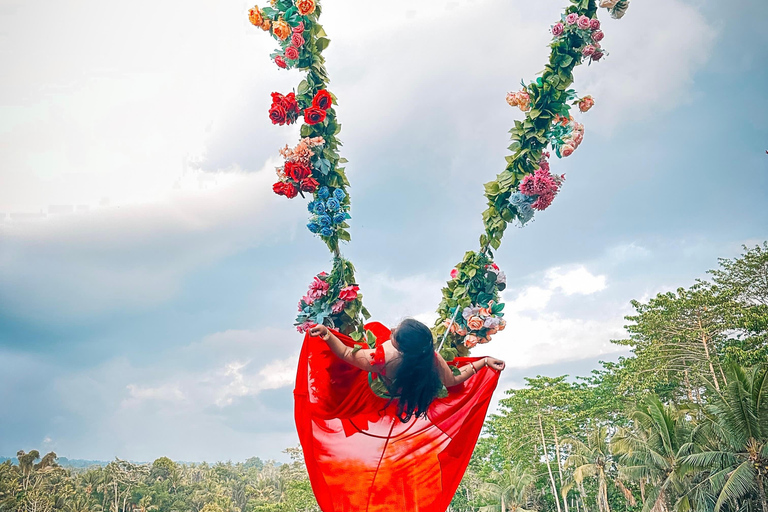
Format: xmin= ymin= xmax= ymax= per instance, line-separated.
xmin=285 ymin=46 xmax=299 ymax=60
xmin=283 ymin=182 xmax=298 ymax=198
xmin=273 ymin=182 xmax=286 ymax=196
xmin=269 ymin=104 xmax=287 ymax=125
xmin=291 ymin=33 xmax=305 ymax=47
xmin=293 ymin=21 xmax=305 ymax=33
xmin=282 ymin=92 xmax=299 ymax=114
xmin=339 ymin=285 xmax=359 ymax=302
xmin=300 ymin=177 xmax=319 ymax=192
xmin=303 ymin=106 xmax=326 ymax=125
xmin=286 ymin=161 xmax=311 ymax=181
xmin=312 ymin=90 xmax=332 ymax=110
xmin=274 ymin=55 xmax=287 ymax=68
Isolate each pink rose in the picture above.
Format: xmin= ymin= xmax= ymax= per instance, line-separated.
xmin=582 ymin=44 xmax=596 ymax=56
xmin=450 ymin=268 xmax=458 ymax=279
xmin=274 ymin=55 xmax=287 ymax=68
xmin=297 ymin=321 xmax=314 ymax=333
xmin=339 ymin=285 xmax=359 ymax=301
xmin=591 ymin=30 xmax=604 ymax=42
xmin=552 ymin=22 xmax=564 ymax=36
xmin=293 ymin=21 xmax=305 ymax=33
xmin=331 ymin=300 xmax=346 ymax=314
xmin=285 ymin=46 xmax=299 ymax=60
xmin=592 ymin=50 xmax=604 ymax=61
xmin=561 ymin=144 xmax=575 ymax=157
xmin=506 ymin=92 xmax=518 ymax=107
xmin=577 ymin=15 xmax=591 ymax=29
xmin=291 ymin=32 xmax=305 ymax=47
xmin=467 ymin=316 xmax=484 ymax=331
xmin=573 ymin=131 xmax=584 ymax=145
xmin=565 ymin=13 xmax=578 ymax=25
xmin=301 ymin=294 xmax=315 ymax=306
xmin=590 ymin=18 xmax=601 ymax=30
xmin=464 ymin=334 xmax=479 ymax=348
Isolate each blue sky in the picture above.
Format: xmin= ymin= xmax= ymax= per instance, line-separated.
xmin=0 ymin=0 xmax=766 ymax=463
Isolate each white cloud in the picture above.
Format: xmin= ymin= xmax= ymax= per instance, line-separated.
xmin=579 ymin=0 xmax=716 ymax=131
xmin=546 ymin=266 xmax=607 ymax=295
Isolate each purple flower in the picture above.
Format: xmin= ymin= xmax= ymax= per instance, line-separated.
xmin=577 ymin=15 xmax=591 ymax=30
xmin=590 ymin=18 xmax=601 ymax=30
xmin=552 ymin=22 xmax=564 ymax=36
xmin=565 ymin=13 xmax=578 ymax=25
xmin=591 ymin=30 xmax=604 ymax=42
xmin=582 ymin=44 xmax=596 ymax=57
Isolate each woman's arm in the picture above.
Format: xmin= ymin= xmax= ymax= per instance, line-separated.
xmin=436 ymin=354 xmax=506 ymax=387
xmin=308 ymin=324 xmax=378 ymax=372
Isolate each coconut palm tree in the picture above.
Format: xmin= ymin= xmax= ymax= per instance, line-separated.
xmin=680 ymin=365 xmax=768 ymax=512
xmin=611 ymin=396 xmax=694 ymax=511
xmin=477 ymin=463 xmax=537 ymax=512
xmin=564 ymin=426 xmax=616 ymax=512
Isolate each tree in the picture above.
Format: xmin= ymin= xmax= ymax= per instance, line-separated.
xmin=611 ymin=396 xmax=692 ymax=512
xmin=564 ymin=426 xmax=617 ymax=512
xmin=680 ymin=365 xmax=768 ymax=512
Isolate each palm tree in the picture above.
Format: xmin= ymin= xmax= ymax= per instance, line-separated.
xmin=564 ymin=426 xmax=616 ymax=512
xmin=680 ymin=365 xmax=768 ymax=512
xmin=611 ymin=396 xmax=693 ymax=511
xmin=477 ymin=464 xmax=537 ymax=512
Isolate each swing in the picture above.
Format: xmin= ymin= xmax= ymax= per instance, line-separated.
xmin=247 ymin=0 xmax=628 ymax=509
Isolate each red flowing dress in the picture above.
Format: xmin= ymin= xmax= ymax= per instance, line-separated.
xmin=293 ymin=322 xmax=500 ymax=512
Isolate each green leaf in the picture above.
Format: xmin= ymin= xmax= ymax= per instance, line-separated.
xmin=315 ymin=37 xmax=331 ymax=52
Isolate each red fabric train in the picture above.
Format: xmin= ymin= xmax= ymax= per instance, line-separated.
xmin=293 ymin=322 xmax=500 ymax=512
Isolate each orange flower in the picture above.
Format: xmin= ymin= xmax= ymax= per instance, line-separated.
xmin=467 ymin=316 xmax=484 ymax=331
xmin=248 ymin=6 xmax=263 ymax=26
xmin=498 ymin=319 xmax=507 ymax=331
xmin=296 ymin=0 xmax=316 ymax=15
xmin=272 ymin=18 xmax=292 ymax=41
xmin=261 ymin=19 xmax=271 ymax=31
xmin=464 ymin=334 xmax=479 ymax=348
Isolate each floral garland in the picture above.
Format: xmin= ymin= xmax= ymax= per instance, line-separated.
xmin=432 ymin=0 xmax=629 ymax=360
xmin=250 ymin=0 xmax=629 ymax=356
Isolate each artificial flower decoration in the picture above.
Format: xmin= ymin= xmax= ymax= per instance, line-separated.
xmin=272 ymin=18 xmax=292 ymax=41
xmin=577 ymin=95 xmax=595 ymax=112
xmin=248 ymin=6 xmax=263 ymax=26
xmin=295 ymin=0 xmax=316 ymax=15
xmin=269 ymin=92 xmax=300 ymax=125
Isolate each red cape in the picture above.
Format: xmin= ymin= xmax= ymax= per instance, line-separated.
xmin=293 ymin=322 xmax=500 ymax=512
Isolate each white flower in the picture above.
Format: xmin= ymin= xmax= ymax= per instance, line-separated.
xmin=496 ymin=271 xmax=507 ymax=285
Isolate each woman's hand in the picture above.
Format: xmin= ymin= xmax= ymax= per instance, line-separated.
xmin=485 ymin=357 xmax=506 ymax=371
xmin=308 ymin=324 xmax=331 ymax=341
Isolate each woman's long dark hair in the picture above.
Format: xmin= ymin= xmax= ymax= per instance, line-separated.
xmin=389 ymin=318 xmax=442 ymax=423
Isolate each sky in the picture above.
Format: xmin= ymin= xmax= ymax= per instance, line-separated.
xmin=0 ymin=0 xmax=767 ymax=463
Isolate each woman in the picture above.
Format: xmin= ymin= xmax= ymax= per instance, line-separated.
xmin=296 ymin=319 xmax=504 ymax=512
xmin=309 ymin=318 xmax=506 ymax=422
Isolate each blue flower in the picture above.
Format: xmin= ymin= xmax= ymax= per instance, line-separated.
xmin=326 ymin=198 xmax=340 ymax=212
xmin=320 ymin=226 xmax=333 ymax=237
xmin=313 ymin=202 xmax=326 ymax=215
xmin=509 ymin=192 xmax=533 ymax=207
xmin=319 ymin=214 xmax=332 ymax=226
xmin=517 ymin=203 xmax=535 ymax=225
xmin=318 ymin=186 xmax=330 ymax=200
xmin=332 ymin=212 xmax=346 ymax=224
xmin=307 ymin=201 xmax=316 ymax=213
xmin=307 ymin=223 xmax=321 ymax=233
xmin=333 ymin=188 xmax=346 ymax=201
